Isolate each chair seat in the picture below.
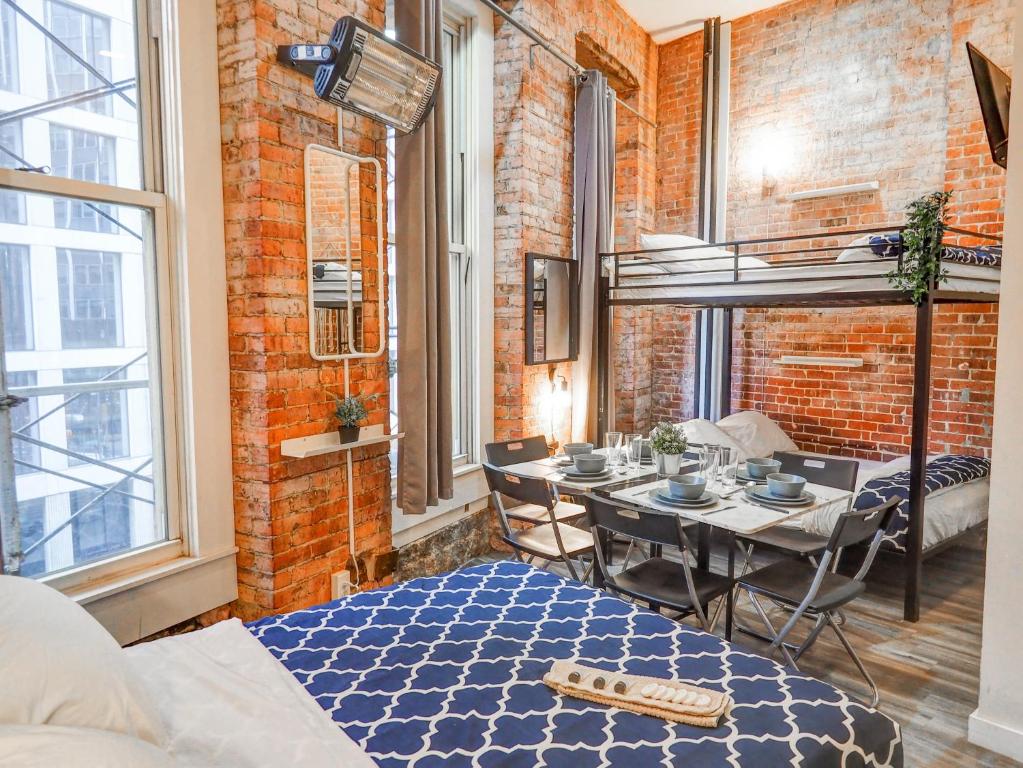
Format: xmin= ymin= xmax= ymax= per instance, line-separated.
xmin=609 ymin=557 xmax=731 ymax=612
xmin=739 ymin=560 xmax=865 ymax=612
xmin=505 ymin=501 xmax=585 ymax=525
xmin=738 ymin=526 xmax=830 ymax=556
xmin=510 ymin=522 xmax=593 ymax=559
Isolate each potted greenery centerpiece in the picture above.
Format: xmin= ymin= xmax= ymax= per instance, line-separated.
xmin=650 ymin=421 xmax=688 ymax=477
xmin=887 ymin=190 xmax=952 ymax=305
xmin=333 ymin=393 xmax=369 ymax=444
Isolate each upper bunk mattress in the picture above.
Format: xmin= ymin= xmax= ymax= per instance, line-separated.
xmin=610 ymin=260 xmax=1000 ymax=302
xmin=249 ymin=560 xmax=903 ymax=768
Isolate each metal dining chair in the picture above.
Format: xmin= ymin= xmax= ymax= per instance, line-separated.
xmin=483 ymin=463 xmax=594 ymax=581
xmin=484 ymin=437 xmax=586 ymax=525
xmin=736 ymin=497 xmax=900 ymax=707
xmin=583 ymin=494 xmax=731 ymax=632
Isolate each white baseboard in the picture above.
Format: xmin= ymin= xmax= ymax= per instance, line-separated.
xmin=969 ymin=708 xmax=1023 ymax=762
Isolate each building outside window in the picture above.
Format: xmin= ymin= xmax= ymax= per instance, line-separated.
xmin=57 ymin=249 xmax=123 ymax=348
xmin=0 ymin=0 xmax=171 ymax=581
xmin=50 ymin=126 xmax=117 ymax=232
xmin=0 ymin=3 xmax=17 ymax=93
xmin=45 ymin=0 xmax=113 ymax=116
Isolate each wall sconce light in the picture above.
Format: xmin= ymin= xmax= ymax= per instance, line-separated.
xmin=542 ymin=368 xmax=571 ymax=451
xmin=277 ymin=16 xmax=441 ymax=134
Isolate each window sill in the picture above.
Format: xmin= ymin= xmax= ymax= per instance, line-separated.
xmin=391 ymin=463 xmax=490 ymax=547
xmin=62 ymin=547 xmax=239 ymax=645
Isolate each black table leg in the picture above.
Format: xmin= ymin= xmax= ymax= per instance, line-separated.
xmin=593 ymin=528 xmax=610 ymax=589
xmin=726 ymin=530 xmax=735 ymax=642
xmin=697 ymin=523 xmax=710 ymax=571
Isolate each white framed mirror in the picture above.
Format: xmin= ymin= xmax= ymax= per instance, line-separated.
xmin=305 ymin=143 xmax=385 ymax=360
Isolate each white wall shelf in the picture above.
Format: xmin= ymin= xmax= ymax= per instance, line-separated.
xmin=787 ymin=181 xmax=880 ymax=201
xmin=281 ymin=424 xmax=404 ymax=459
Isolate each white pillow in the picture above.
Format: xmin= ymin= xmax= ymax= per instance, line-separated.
xmin=0 ymin=576 xmax=166 ymax=746
xmin=639 ymin=233 xmax=768 ymax=274
xmin=680 ymin=419 xmax=753 ymax=461
xmin=0 ymin=725 xmax=175 ymax=768
xmin=717 ymin=411 xmax=798 ymax=458
xmin=835 ymin=234 xmax=878 ymax=262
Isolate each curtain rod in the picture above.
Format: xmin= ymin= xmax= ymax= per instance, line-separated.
xmin=478 ymin=0 xmax=657 ymax=129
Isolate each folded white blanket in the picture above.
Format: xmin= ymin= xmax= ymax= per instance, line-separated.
xmin=126 ymin=618 xmax=375 ymax=768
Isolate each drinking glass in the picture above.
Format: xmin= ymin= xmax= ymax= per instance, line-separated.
xmin=700 ymin=444 xmax=720 ymax=482
xmin=625 ymin=433 xmax=642 ymax=472
xmin=605 ymin=431 xmax=623 ymax=468
xmin=718 ymin=445 xmax=739 ymax=488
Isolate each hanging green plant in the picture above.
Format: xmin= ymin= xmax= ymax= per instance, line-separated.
xmin=887 ymin=190 xmax=952 ymax=305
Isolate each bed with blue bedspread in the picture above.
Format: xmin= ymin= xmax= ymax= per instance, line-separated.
xmin=249 ymin=561 xmax=902 ymax=767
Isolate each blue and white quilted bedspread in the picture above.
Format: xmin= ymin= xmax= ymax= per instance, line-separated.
xmin=248 ymin=561 xmax=902 ymax=767
xmin=853 ymin=454 xmax=991 ymax=552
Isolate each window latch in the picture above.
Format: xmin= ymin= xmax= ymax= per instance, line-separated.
xmin=0 ymin=393 xmax=28 ymax=411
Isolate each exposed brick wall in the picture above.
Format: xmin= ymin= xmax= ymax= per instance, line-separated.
xmin=218 ymin=0 xmax=392 ymax=620
xmin=493 ymin=0 xmax=657 ymax=443
xmin=647 ymin=0 xmax=1012 ymax=458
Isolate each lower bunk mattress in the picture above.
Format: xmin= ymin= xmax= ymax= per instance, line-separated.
xmin=793 ymin=453 xmax=990 ymax=553
xmin=249 ymin=561 xmax=902 ymax=767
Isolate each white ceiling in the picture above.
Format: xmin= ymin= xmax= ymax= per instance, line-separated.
xmin=617 ymin=0 xmax=790 ymax=43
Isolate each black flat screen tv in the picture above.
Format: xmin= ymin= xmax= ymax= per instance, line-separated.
xmin=967 ymin=42 xmax=1011 ymax=169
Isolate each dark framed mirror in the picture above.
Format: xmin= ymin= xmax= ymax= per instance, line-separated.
xmin=525 ymin=252 xmax=579 ymax=365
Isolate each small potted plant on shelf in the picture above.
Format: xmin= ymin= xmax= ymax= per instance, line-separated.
xmin=650 ymin=421 xmax=688 ymax=477
xmin=333 ymin=393 xmax=369 ymax=444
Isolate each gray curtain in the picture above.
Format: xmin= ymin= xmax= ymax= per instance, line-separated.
xmin=571 ymin=70 xmax=616 ymax=442
xmin=395 ymin=0 xmax=453 ymax=513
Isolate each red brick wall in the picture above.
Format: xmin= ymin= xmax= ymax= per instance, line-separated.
xmin=218 ymin=0 xmax=392 ymax=620
xmin=648 ymin=0 xmax=1012 ymax=457
xmin=493 ymin=0 xmax=658 ymax=442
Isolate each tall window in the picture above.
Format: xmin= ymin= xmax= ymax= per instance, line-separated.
xmin=0 ymin=1 xmax=170 ymax=580
xmin=387 ymin=8 xmax=478 ymax=471
xmin=50 ymin=127 xmax=117 ymax=232
xmin=45 ymin=0 xmax=113 ymax=115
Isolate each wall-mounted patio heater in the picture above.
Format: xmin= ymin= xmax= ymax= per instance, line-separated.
xmin=277 ymin=16 xmax=441 ymax=134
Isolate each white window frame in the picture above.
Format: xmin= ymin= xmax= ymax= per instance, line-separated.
xmin=0 ymin=0 xmax=235 ymax=644
xmin=391 ymin=0 xmax=495 ymax=546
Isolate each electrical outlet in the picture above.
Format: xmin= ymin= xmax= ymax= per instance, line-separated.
xmin=331 ymin=570 xmax=354 ymax=600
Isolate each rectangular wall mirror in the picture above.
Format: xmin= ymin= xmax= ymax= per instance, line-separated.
xmin=306 ymin=143 xmax=385 ymax=360
xmin=525 ymin=252 xmax=578 ymax=365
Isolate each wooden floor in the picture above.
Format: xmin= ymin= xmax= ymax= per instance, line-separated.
xmin=470 ymin=530 xmax=1020 ymax=767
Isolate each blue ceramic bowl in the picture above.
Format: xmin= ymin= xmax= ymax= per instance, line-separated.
xmin=573 ymin=453 xmax=607 ymax=473
xmin=746 ymin=457 xmax=782 ymax=479
xmin=563 ymin=442 xmax=594 ymax=457
xmin=668 ymin=474 xmax=707 ymax=500
xmin=767 ymin=472 xmax=806 ymax=498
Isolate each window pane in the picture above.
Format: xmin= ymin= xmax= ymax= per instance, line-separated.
xmin=0 ymin=1 xmax=143 ymax=190
xmin=1 ymin=190 xmax=165 ymax=578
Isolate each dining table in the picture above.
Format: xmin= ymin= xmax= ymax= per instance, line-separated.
xmin=498 ymin=447 xmax=661 ymax=493
xmin=595 ymin=471 xmax=854 ymax=641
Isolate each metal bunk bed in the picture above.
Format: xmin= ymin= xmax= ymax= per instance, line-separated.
xmin=594 ymin=226 xmax=1002 ymax=622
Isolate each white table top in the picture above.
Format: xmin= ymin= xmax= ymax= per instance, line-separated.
xmin=500 ymin=448 xmax=661 ymax=492
xmin=609 ymin=477 xmax=853 ymax=536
